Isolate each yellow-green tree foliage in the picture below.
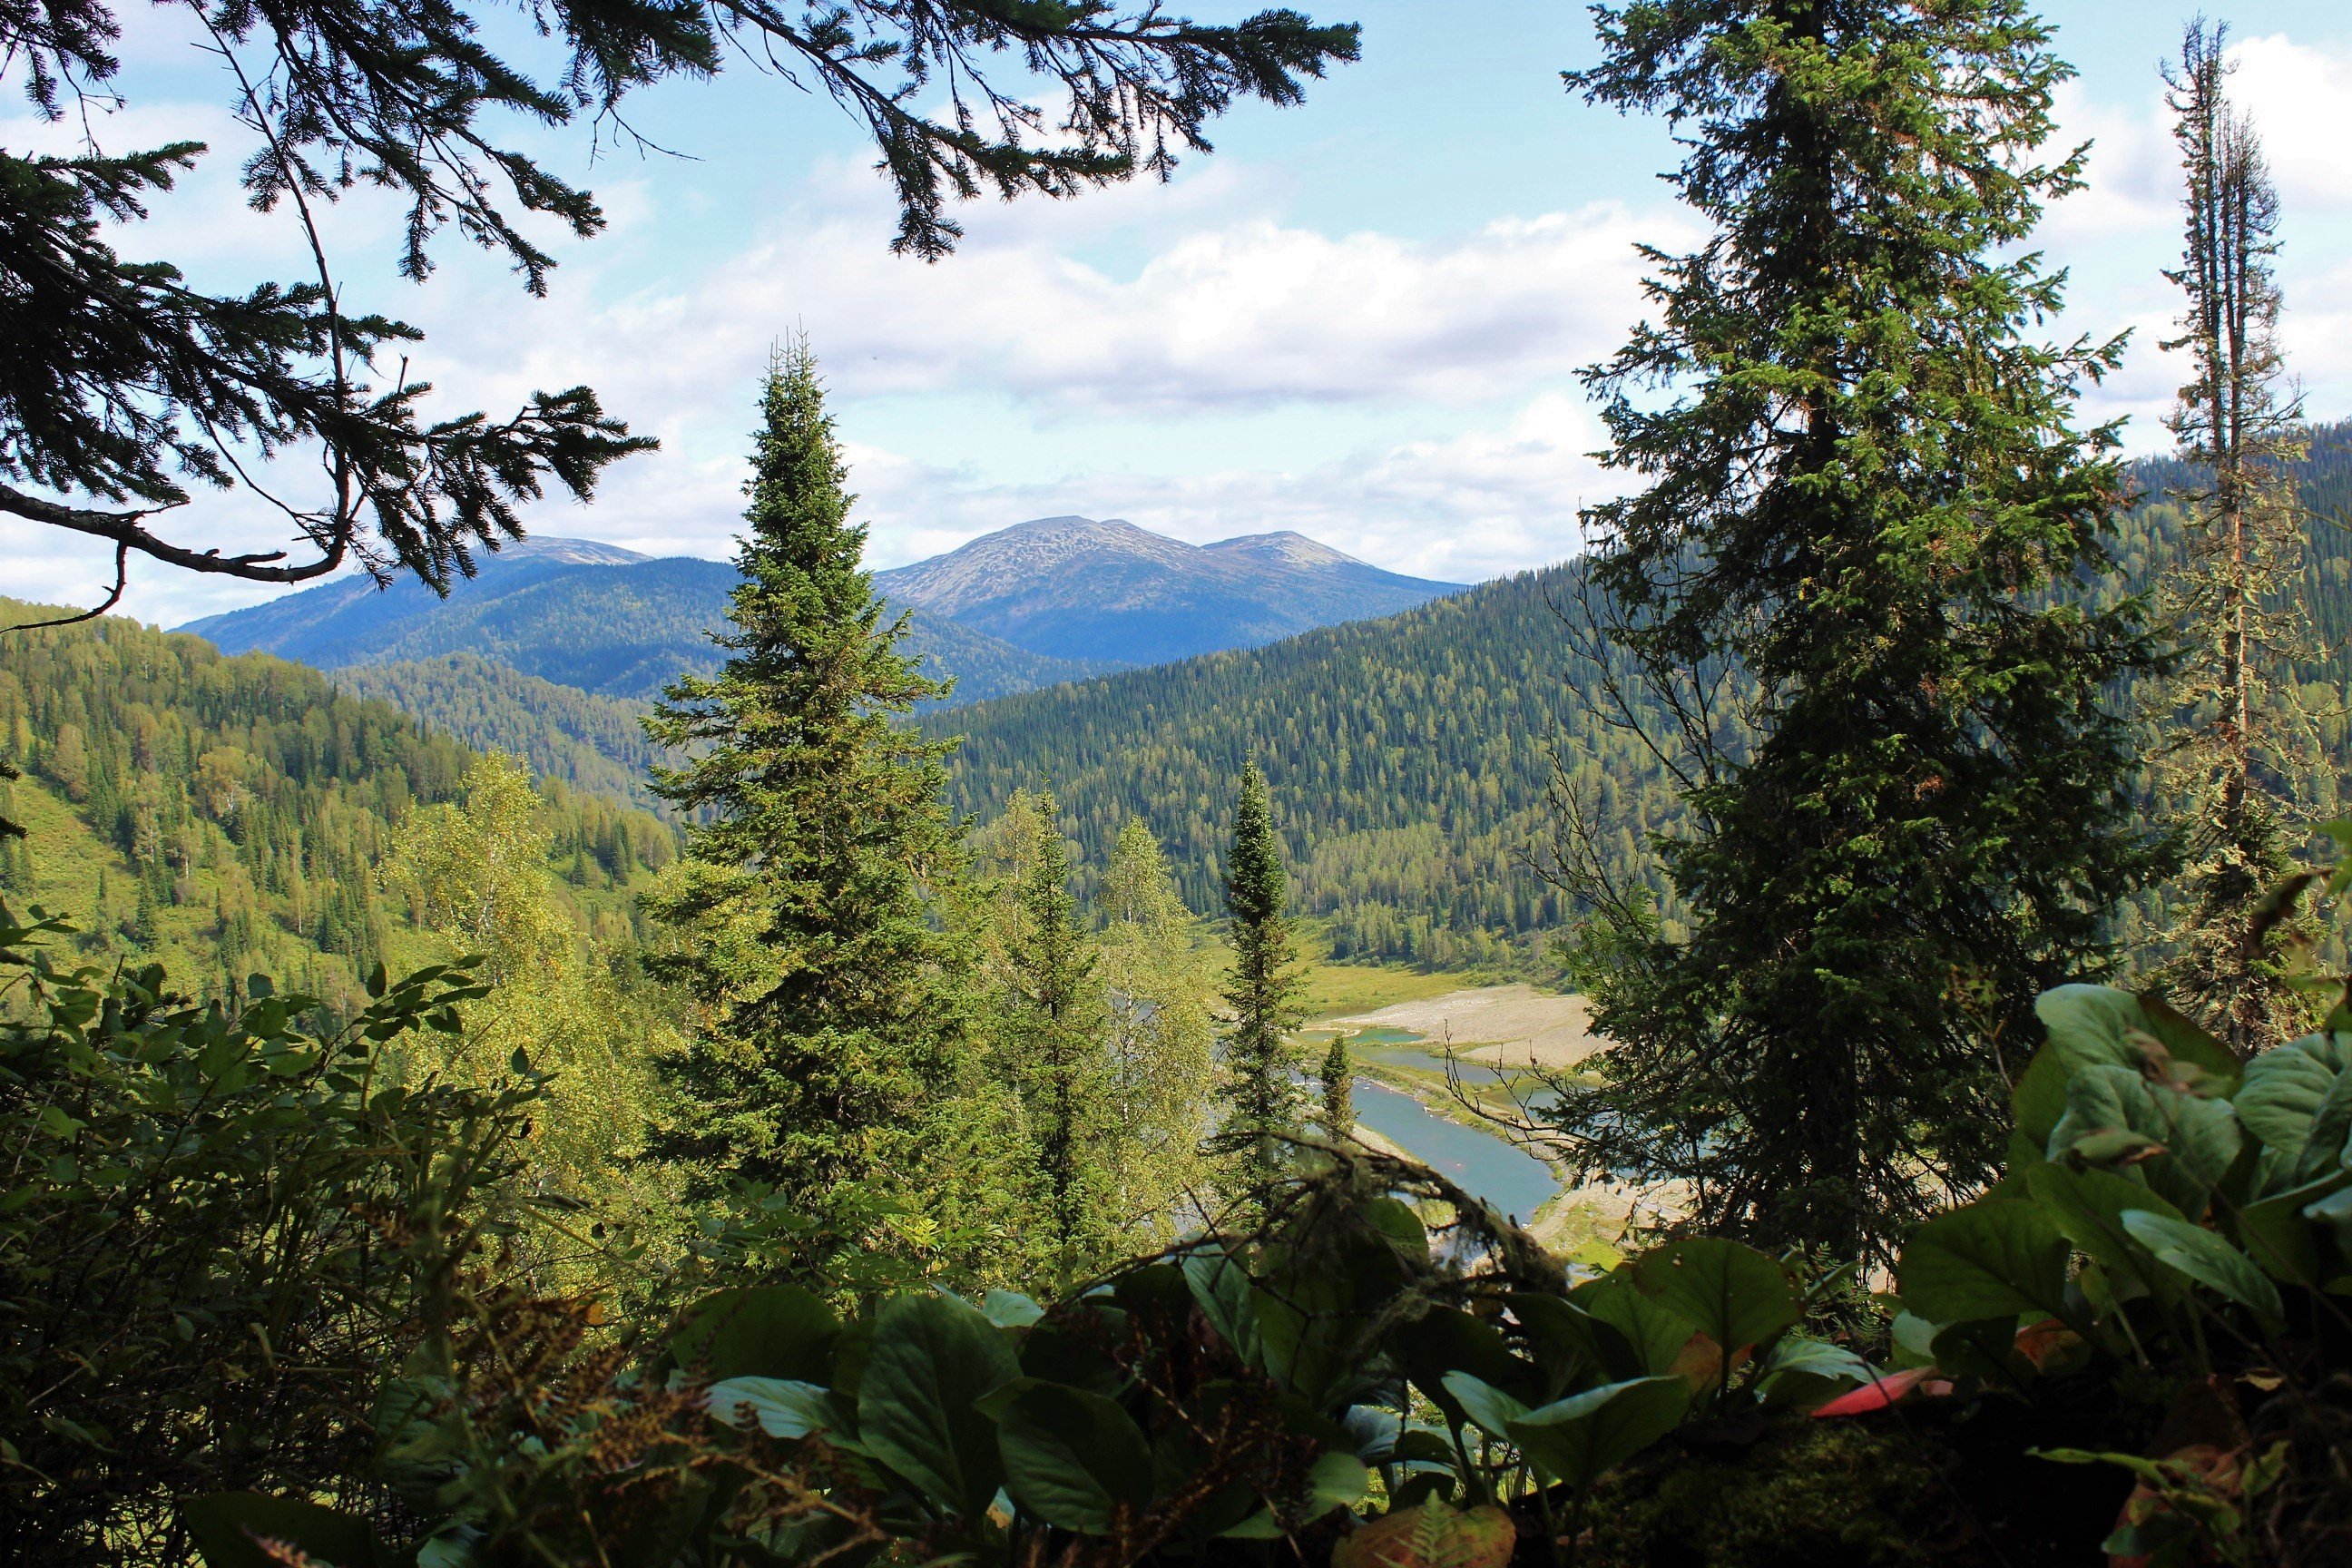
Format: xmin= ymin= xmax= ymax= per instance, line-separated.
xmin=391 ymin=754 xmax=671 ymax=1213
xmin=1097 ymin=818 xmax=1216 ymax=1240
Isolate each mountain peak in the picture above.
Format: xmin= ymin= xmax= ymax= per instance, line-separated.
xmin=872 ymin=515 xmax=1468 ymax=666
xmin=494 ymin=535 xmax=650 ymax=567
xmin=1200 ymin=530 xmax=1366 ymax=570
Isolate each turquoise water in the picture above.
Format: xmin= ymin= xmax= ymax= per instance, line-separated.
xmin=1356 ymin=1042 xmax=1508 ymax=1086
xmin=1348 ymin=1025 xmax=1426 ymax=1045
xmin=1352 ymin=1080 xmax=1559 ymax=1225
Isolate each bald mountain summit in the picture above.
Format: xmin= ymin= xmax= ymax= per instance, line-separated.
xmin=873 ymin=515 xmax=1467 ymax=665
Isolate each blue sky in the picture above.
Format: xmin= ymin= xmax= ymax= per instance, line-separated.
xmin=11 ymin=2 xmax=2352 ymax=624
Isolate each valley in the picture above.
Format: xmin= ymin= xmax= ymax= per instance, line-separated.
xmin=16 ymin=5 xmax=2352 ymax=1558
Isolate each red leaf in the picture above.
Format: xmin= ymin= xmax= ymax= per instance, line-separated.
xmin=1808 ymin=1366 xmax=1940 ymax=1418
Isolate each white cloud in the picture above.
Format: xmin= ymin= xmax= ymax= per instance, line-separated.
xmin=838 ymin=392 xmax=1618 ymax=583
xmin=421 ymin=185 xmax=1682 ymax=431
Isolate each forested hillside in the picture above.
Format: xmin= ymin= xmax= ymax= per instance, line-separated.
xmin=941 ymin=425 xmax=2352 ymax=969
xmin=331 ymin=654 xmax=671 ymax=815
xmin=0 ymin=609 xmax=678 ymax=1014
xmin=943 ymin=561 xmax=1655 ymax=970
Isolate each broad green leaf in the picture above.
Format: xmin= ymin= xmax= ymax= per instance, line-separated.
xmin=2023 ymin=1162 xmax=2182 ymax=1296
xmin=1572 ymin=1272 xmax=1696 ymax=1378
xmin=1303 ymin=1451 xmax=1373 ymax=1518
xmin=2120 ymin=1210 xmax=2285 ymax=1319
xmin=671 ymin=1286 xmax=839 ymax=1384
xmin=996 ymin=1382 xmax=1152 ymax=1534
xmin=982 ymin=1289 xmax=1045 ymax=1329
xmin=2035 ymin=985 xmax=2152 ymax=1074
xmin=1508 ymin=1292 xmax=1632 ymax=1393
xmin=2132 ymin=995 xmax=2246 ymax=1090
xmin=2047 ymin=1064 xmax=2239 ymax=1214
xmin=184 ymin=1494 xmax=386 ymax=1568
xmin=1220 ymin=1509 xmax=1288 ymax=1540
xmin=1342 ymin=1405 xmax=1403 ymax=1465
xmin=1753 ymin=1338 xmax=1872 ymax=1412
xmin=1020 ymin=1307 xmax=1130 ymax=1398
xmin=2303 ymin=1183 xmax=2352 ymax=1248
xmin=1888 ymin=1312 xmax=1941 ymax=1369
xmin=1361 ymin=1196 xmax=1432 ymax=1262
xmin=2237 ymin=1033 xmax=2352 ymax=1178
xmin=857 ymin=1291 xmax=1019 ymax=1517
xmin=1897 ymin=1200 xmax=2070 ymax=1323
xmin=707 ymin=1377 xmax=856 ymax=1442
xmin=1505 ymin=1376 xmax=1690 ymax=1489
xmin=1400 ymin=1305 xmax=1538 ymax=1426
xmin=2010 ymin=1044 xmax=2072 ymax=1161
xmin=2232 ymin=1168 xmax=2350 ymax=1285
xmin=1632 ymin=1237 xmax=1799 ymax=1357
xmin=1252 ymin=1270 xmax=1359 ymax=1405
xmin=1182 ymin=1249 xmax=1260 ymax=1367
xmin=1438 ymin=1371 xmax=1529 ymax=1441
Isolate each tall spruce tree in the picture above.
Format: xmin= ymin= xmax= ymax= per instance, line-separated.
xmin=1220 ymin=761 xmax=1306 ymax=1212
xmin=1548 ymin=0 xmax=2167 ymax=1259
xmin=1318 ymin=1033 xmax=1356 ymax=1143
xmin=2151 ymin=21 xmax=2326 ymax=1054
xmin=1006 ymin=796 xmax=1112 ymax=1281
xmin=644 ymin=338 xmax=965 ymax=1211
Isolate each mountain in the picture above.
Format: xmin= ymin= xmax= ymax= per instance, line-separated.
xmin=872 ymin=516 xmax=1468 ymax=666
xmin=936 ymin=427 xmax=2352 ymax=972
xmin=181 ymin=545 xmax=1102 ymax=706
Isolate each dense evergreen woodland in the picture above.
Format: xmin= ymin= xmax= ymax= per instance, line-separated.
xmin=8 ymin=3 xmax=2352 ymax=1567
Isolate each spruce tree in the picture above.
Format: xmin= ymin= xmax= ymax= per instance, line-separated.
xmin=1220 ymin=761 xmax=1305 ymax=1212
xmin=644 ymin=338 xmax=965 ymax=1212
xmin=1318 ymin=1033 xmax=1356 ymax=1143
xmin=1007 ymin=796 xmax=1111 ymax=1281
xmin=2151 ymin=21 xmax=2326 ymax=1054
xmin=1550 ymin=1 xmax=2167 ymax=1259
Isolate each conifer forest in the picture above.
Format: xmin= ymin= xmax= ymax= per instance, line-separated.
xmin=8 ymin=3 xmax=2352 ymax=1565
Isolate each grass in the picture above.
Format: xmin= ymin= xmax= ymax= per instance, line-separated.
xmin=1295 ymin=956 xmax=1467 ymax=1020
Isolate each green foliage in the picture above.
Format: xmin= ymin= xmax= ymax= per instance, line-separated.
xmin=166 ymin=1137 xmax=1860 ymax=1568
xmin=336 ymin=653 xmax=675 ymax=816
xmin=938 ymin=564 xmax=1622 ymax=972
xmin=643 ymin=341 xmax=971 ymax=1225
xmin=1096 ymin=818 xmax=1218 ymax=1242
xmin=1865 ymin=848 xmax=2352 ymax=1563
xmin=1220 ymin=760 xmax=1308 ymax=1213
xmin=1004 ymin=794 xmax=1115 ymax=1280
xmin=390 ymin=754 xmax=680 ymax=1238
xmin=1321 ymin=1030 xmax=1357 ymax=1141
xmin=0 ymin=606 xmax=676 ymax=1010
xmin=0 ymin=903 xmax=540 ymax=1562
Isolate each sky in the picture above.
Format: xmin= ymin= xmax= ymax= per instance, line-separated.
xmin=10 ymin=1 xmax=2352 ymax=627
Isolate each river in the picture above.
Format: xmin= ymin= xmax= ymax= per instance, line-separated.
xmin=1349 ymin=1078 xmax=1559 ymax=1226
